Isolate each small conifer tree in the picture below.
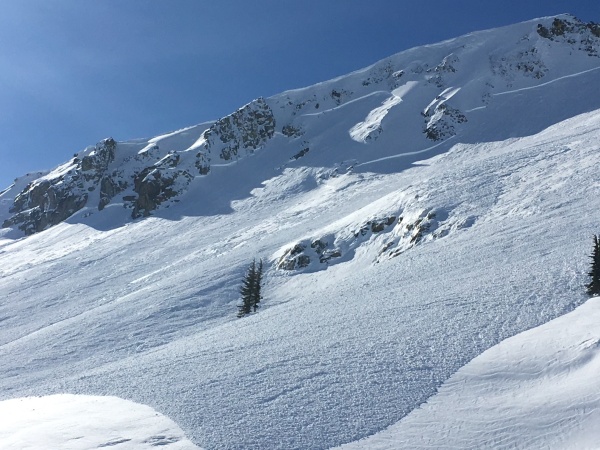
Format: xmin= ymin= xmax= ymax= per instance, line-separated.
xmin=586 ymin=235 xmax=600 ymax=296
xmin=253 ymin=259 xmax=263 ymax=312
xmin=237 ymin=259 xmax=264 ymax=317
xmin=238 ymin=260 xmax=257 ymax=318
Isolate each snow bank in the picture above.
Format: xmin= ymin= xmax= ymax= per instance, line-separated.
xmin=337 ymin=297 xmax=600 ymax=449
xmin=0 ymin=394 xmax=201 ymax=450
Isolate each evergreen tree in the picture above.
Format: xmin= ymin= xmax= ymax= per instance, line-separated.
xmin=253 ymin=259 xmax=263 ymax=312
xmin=237 ymin=258 xmax=264 ymax=317
xmin=586 ymin=235 xmax=600 ymax=296
xmin=238 ymin=259 xmax=257 ymax=318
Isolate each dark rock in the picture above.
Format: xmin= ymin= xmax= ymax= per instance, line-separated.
xmin=81 ymin=138 xmax=116 ymax=177
xmin=282 ymin=124 xmax=303 ymax=138
xmin=99 ymin=176 xmax=121 ymax=210
xmin=195 ymin=152 xmax=210 ymax=175
xmin=291 ymin=148 xmax=310 ymax=161
xmin=203 ymin=97 xmax=276 ymax=161
xmin=424 ymin=103 xmax=467 ymax=141
xmin=297 ymin=255 xmax=311 ymax=268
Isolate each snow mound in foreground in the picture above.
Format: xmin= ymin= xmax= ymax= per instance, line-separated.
xmin=0 ymin=394 xmax=201 ymax=450
xmin=337 ymin=297 xmax=600 ymax=449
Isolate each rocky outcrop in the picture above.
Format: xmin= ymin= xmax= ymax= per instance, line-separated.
xmin=423 ymin=103 xmax=467 ymax=141
xmin=490 ymin=47 xmax=548 ymax=85
xmin=81 ymin=138 xmax=116 ymax=178
xmin=291 ymin=147 xmax=310 ymax=161
xmin=281 ymin=124 xmax=303 ymax=138
xmin=99 ymin=175 xmax=126 ymax=211
xmin=277 ymin=215 xmax=398 ymax=271
xmin=277 ymin=239 xmax=341 ymax=271
xmin=537 ymin=18 xmax=600 ymax=56
xmin=1 ymin=97 xmax=282 ymax=234
xmin=330 ymin=89 xmax=352 ymax=106
xmin=130 ymin=152 xmax=193 ymax=219
xmin=361 ymin=60 xmax=403 ymax=89
xmin=1 ymin=138 xmax=117 ymax=235
xmin=276 ymin=206 xmax=476 ymax=272
xmin=354 ymin=216 xmax=397 ymax=236
xmin=3 ymin=187 xmax=88 ymax=235
xmin=202 ymin=97 xmax=276 ymax=161
xmin=428 ymin=54 xmax=460 ymax=88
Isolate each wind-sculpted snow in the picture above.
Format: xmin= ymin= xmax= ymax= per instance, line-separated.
xmin=1 ymin=14 xmax=600 ymax=450
xmin=336 ymin=297 xmax=600 ymax=450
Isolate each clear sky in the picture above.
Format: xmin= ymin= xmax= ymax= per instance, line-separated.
xmin=1 ymin=0 xmax=598 ymax=189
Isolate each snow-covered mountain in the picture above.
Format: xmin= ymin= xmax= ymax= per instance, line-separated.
xmin=1 ymin=14 xmax=600 ymax=449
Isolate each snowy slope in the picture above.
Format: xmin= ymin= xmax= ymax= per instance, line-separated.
xmin=0 ymin=109 xmax=598 ymax=449
xmin=336 ymin=297 xmax=600 ymax=450
xmin=0 ymin=14 xmax=600 ymax=450
xmin=0 ymin=394 xmax=200 ymax=450
xmin=2 ymin=15 xmax=600 ymax=238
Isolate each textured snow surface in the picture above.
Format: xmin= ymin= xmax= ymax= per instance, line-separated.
xmin=1 ymin=15 xmax=600 ymax=450
xmin=1 ymin=110 xmax=598 ymax=449
xmin=0 ymin=394 xmax=200 ymax=450
xmin=337 ymin=297 xmax=600 ymax=450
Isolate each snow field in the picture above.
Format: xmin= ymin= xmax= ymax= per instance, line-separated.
xmin=0 ymin=394 xmax=201 ymax=450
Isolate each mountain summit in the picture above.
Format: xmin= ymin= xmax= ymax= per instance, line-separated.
xmin=1 ymin=15 xmax=600 ymax=450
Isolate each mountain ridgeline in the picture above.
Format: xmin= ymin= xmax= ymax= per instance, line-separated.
xmin=1 ymin=15 xmax=599 ymax=237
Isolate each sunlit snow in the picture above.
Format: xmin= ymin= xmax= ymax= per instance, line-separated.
xmin=1 ymin=14 xmax=600 ymax=449
xmin=0 ymin=394 xmax=200 ymax=450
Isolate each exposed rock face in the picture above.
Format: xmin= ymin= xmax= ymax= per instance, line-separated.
xmin=291 ymin=148 xmax=310 ymax=161
xmin=3 ymin=188 xmax=88 ymax=236
xmin=202 ymin=97 xmax=276 ymax=161
xmin=130 ymin=153 xmax=193 ymax=219
xmin=281 ymin=124 xmax=303 ymax=138
xmin=276 ymin=205 xmax=476 ymax=272
xmin=81 ymin=138 xmax=116 ymax=177
xmin=277 ymin=244 xmax=311 ymax=270
xmin=428 ymin=54 xmax=460 ymax=88
xmin=490 ymin=47 xmax=548 ymax=85
xmin=354 ymin=216 xmax=397 ymax=236
xmin=1 ymin=97 xmax=282 ymax=234
xmin=1 ymin=138 xmax=117 ymax=235
xmin=99 ymin=175 xmax=125 ymax=211
xmin=537 ymin=18 xmax=600 ymax=56
xmin=277 ymin=239 xmax=342 ymax=271
xmin=277 ymin=215 xmax=398 ymax=271
xmin=361 ymin=60 xmax=403 ymax=88
xmin=423 ymin=103 xmax=467 ymax=141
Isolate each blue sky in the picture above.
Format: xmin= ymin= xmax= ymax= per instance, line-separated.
xmin=1 ymin=1 xmax=598 ymax=189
